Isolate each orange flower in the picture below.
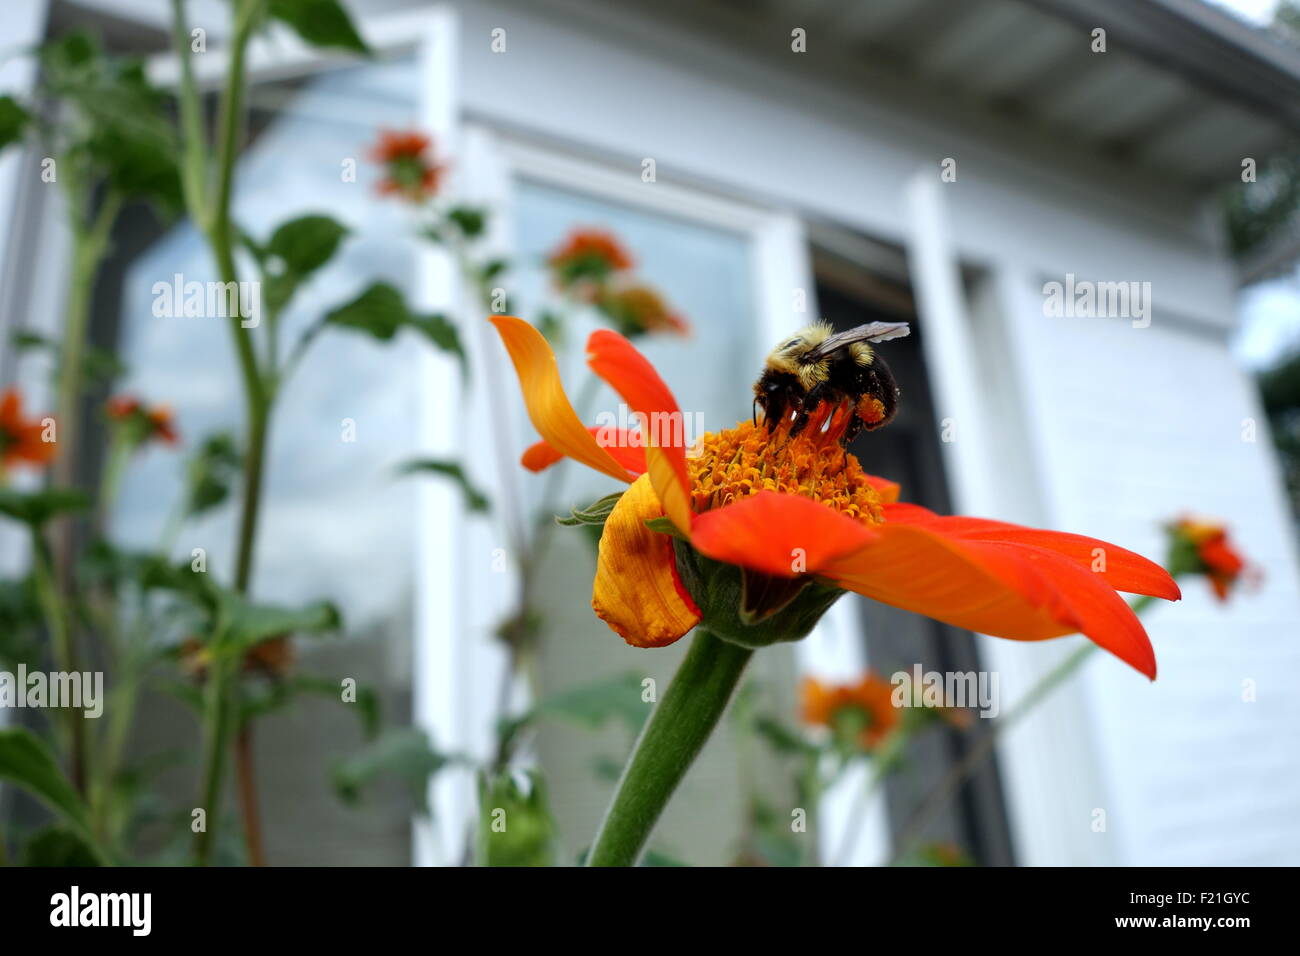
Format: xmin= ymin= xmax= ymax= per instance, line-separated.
xmin=1168 ymin=517 xmax=1249 ymax=602
xmin=800 ymin=673 xmax=900 ymax=750
xmin=370 ymin=130 xmax=444 ymax=201
xmin=491 ymin=316 xmax=1180 ymax=677
xmin=547 ymin=228 xmax=634 ymax=291
xmin=106 ymin=394 xmax=178 ymax=446
xmin=0 ymin=387 xmax=56 ymax=470
xmin=598 ymin=281 xmax=690 ymax=337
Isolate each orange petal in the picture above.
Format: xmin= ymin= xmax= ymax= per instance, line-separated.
xmin=864 ymin=474 xmax=901 ymax=504
xmin=521 ymin=428 xmax=647 ymax=475
xmin=592 ymin=474 xmax=701 ymax=648
xmin=883 ymin=504 xmax=1180 ymax=600
xmin=489 ymin=316 xmax=632 ymax=483
xmin=688 ymin=491 xmax=880 ymax=578
xmin=585 ymin=329 xmax=692 ymax=531
xmin=821 ymin=519 xmax=1158 ymax=678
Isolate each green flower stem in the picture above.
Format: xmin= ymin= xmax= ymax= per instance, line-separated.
xmin=888 ymin=593 xmax=1158 ymax=864
xmin=832 ymin=725 xmax=910 ymax=867
xmin=193 ymin=643 xmax=236 ymax=866
xmin=587 ymin=629 xmax=754 ymax=866
xmin=177 ymin=0 xmax=270 ymax=866
xmin=29 ymin=532 xmax=86 ymax=795
xmin=44 ymin=187 xmax=122 ymax=797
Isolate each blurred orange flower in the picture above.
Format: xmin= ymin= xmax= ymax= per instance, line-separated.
xmin=0 ymin=387 xmax=56 ymax=470
xmin=370 ymin=130 xmax=444 ymax=202
xmin=547 ymin=228 xmax=634 ymax=291
xmin=107 ymin=394 xmax=179 ymax=446
xmin=599 ymin=281 xmax=690 ymax=337
xmin=1168 ymin=517 xmax=1250 ymax=602
xmin=800 ymin=673 xmax=900 ymax=750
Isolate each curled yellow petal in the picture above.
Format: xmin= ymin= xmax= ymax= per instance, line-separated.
xmin=489 ymin=315 xmax=631 ymax=483
xmin=592 ymin=474 xmax=701 ymax=648
xmin=646 ymin=444 xmax=693 ymax=534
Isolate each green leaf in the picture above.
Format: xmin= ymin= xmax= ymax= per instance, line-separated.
xmin=10 ymin=330 xmax=126 ymax=387
xmin=0 ymin=730 xmax=98 ymax=853
xmin=266 ymin=214 xmax=349 ymax=277
xmin=531 ymin=672 xmax=650 ymax=734
xmin=11 ymin=331 xmax=127 ymax=386
xmin=331 ymin=728 xmax=452 ymax=813
xmin=0 ymin=488 xmax=90 ymax=527
xmin=752 ymin=716 xmax=817 ymax=757
xmin=395 ymin=458 xmax=489 ymax=513
xmin=0 ymin=94 xmax=31 ymax=150
xmin=240 ymin=674 xmax=380 ymax=738
xmin=536 ymin=309 xmax=566 ymax=346
xmin=36 ymin=35 xmax=182 ymax=212
xmin=222 ymin=597 xmax=342 ymax=653
xmin=268 ymin=0 xmax=369 ymax=54
xmin=478 ymin=770 xmax=557 ymax=867
xmin=556 ymin=491 xmax=624 ymax=527
xmin=446 ymin=205 xmax=487 ymax=238
xmin=19 ymin=825 xmax=103 ymax=867
xmin=184 ymin=432 xmax=242 ymax=518
xmin=0 ymin=577 xmax=41 ymax=667
xmin=407 ymin=312 xmax=466 ymax=373
xmin=325 ymin=282 xmax=466 ymax=375
xmin=325 ymin=281 xmax=408 ymax=340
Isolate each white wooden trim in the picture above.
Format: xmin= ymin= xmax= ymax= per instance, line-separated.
xmin=406 ymin=5 xmax=468 ymax=868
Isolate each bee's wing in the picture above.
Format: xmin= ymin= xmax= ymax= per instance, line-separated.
xmin=806 ymin=322 xmax=910 ymax=359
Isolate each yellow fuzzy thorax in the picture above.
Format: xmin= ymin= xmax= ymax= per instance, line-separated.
xmin=687 ymin=419 xmax=885 ymax=523
xmin=764 ymin=322 xmax=875 ymax=388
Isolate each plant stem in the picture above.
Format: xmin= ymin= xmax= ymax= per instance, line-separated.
xmin=179 ymin=0 xmax=271 ymax=866
xmin=832 ymin=727 xmax=909 ymax=867
xmin=30 ymin=532 xmax=87 ymax=795
xmin=234 ymin=724 xmax=265 ymax=866
xmin=53 ymin=188 xmax=122 ymax=495
xmin=194 ymin=646 xmax=235 ymax=866
xmin=45 ymin=188 xmax=122 ymax=797
xmin=170 ymin=0 xmax=209 ymax=230
xmin=887 ymin=594 xmax=1157 ymax=865
xmin=587 ymin=629 xmax=753 ymax=866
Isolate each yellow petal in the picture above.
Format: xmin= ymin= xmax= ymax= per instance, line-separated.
xmin=646 ymin=444 xmax=693 ymax=534
xmin=489 ymin=316 xmax=631 ymax=483
xmin=592 ymin=474 xmax=701 ymax=648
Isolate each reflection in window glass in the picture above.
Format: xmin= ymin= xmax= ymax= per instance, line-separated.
xmin=114 ymin=61 xmax=422 ymax=864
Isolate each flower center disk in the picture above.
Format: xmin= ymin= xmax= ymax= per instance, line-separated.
xmin=687 ymin=420 xmax=885 ymax=524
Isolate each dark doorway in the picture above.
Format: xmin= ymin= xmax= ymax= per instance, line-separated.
xmin=815 ymin=263 xmax=1016 ymax=867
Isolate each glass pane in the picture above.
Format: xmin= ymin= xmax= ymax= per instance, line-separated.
xmin=112 ymin=60 xmax=421 ymax=864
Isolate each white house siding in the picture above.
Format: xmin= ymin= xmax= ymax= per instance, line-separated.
xmin=453 ymin=0 xmax=1300 ymax=864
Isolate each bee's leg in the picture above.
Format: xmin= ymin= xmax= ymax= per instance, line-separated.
xmin=788 ymin=384 xmax=831 ymax=438
xmin=865 ymin=359 xmax=900 ymax=430
xmin=760 ymin=389 xmax=790 ymax=432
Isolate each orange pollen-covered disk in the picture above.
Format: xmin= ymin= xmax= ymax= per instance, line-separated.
xmin=687 ymin=419 xmax=886 ymax=524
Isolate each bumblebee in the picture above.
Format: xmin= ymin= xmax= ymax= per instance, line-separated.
xmin=754 ymin=320 xmax=910 ymax=442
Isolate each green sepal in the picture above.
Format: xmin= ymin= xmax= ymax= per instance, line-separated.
xmin=558 ymin=491 xmax=624 ymax=527
xmin=671 ymin=539 xmax=843 ymax=649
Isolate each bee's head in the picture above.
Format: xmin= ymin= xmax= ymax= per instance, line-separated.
xmin=765 ymin=322 xmax=835 ymax=386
